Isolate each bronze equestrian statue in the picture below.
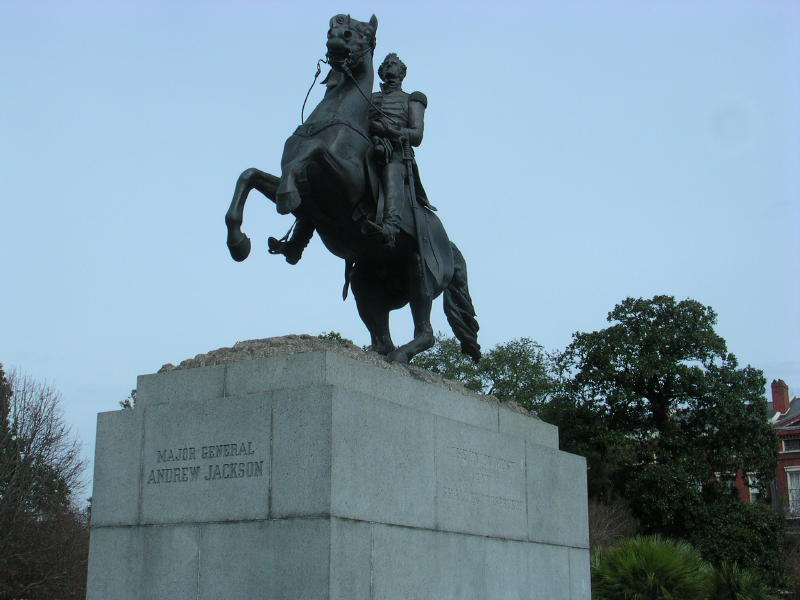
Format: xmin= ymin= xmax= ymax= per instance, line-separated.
xmin=224 ymin=14 xmax=480 ymax=364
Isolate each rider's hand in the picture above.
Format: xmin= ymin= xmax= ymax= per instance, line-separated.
xmin=385 ymin=124 xmax=402 ymax=139
xmin=370 ymin=120 xmax=386 ymax=136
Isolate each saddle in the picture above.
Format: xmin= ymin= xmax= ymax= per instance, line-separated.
xmin=358 ymin=145 xmax=452 ymax=289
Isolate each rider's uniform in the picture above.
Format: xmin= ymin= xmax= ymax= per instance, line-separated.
xmin=369 ymin=88 xmax=428 ymax=236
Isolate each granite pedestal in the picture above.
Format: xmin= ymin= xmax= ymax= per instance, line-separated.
xmin=87 ymin=350 xmax=590 ymax=599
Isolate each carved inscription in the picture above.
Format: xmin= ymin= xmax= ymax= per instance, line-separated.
xmin=440 ymin=445 xmax=523 ymax=512
xmin=450 ymin=446 xmax=515 ymax=472
xmin=145 ymin=440 xmax=263 ymax=485
xmin=443 ymin=486 xmax=525 ymax=512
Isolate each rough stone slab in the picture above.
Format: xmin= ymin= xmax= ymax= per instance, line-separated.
xmin=89 ymin=346 xmax=591 ymax=598
xmin=271 ymin=386 xmax=333 ymax=517
xmin=499 ymin=406 xmax=559 ymax=449
xmin=143 ymin=344 xmax=560 ymax=450
xmin=330 ymin=518 xmax=372 ymax=600
xmin=528 ymin=543 xmax=571 ymax=600
xmin=526 ymin=445 xmax=589 ymax=548
xmin=484 ymin=536 xmax=532 ymax=599
xmin=141 ymin=525 xmax=200 ymax=600
xmin=434 ymin=416 xmax=527 ymax=539
xmin=86 ymin=527 xmax=143 ymax=600
xmin=370 ymin=523 xmax=487 ymax=600
xmin=159 ymin=335 xmax=492 ymax=404
xmin=140 ymin=394 xmax=271 ymax=524
xmin=91 ymin=409 xmax=142 ymax=526
xmin=331 ymin=388 xmax=436 ymax=529
xmin=199 ymin=518 xmax=330 ymax=600
xmin=324 ymin=351 xmax=500 ymax=431
xmin=137 ymin=364 xmax=225 ymax=407
xmin=569 ymin=547 xmax=592 ymax=600
xmin=224 ymin=352 xmax=328 ymax=397
xmin=371 ymin=522 xmax=555 ymax=600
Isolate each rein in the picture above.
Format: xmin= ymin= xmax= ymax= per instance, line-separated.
xmin=341 ymin=62 xmax=401 ymax=127
xmin=301 ymin=58 xmax=328 ymax=124
xmin=300 ymin=45 xmax=401 ymax=128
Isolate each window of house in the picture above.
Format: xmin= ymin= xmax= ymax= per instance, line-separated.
xmin=749 ymin=476 xmax=761 ymax=503
xmin=783 ymin=439 xmax=800 ymax=452
xmin=787 ymin=470 xmax=800 ymax=517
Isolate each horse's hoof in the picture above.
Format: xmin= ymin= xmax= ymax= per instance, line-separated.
xmin=367 ymin=344 xmax=395 ymax=356
xmin=227 ymin=234 xmax=251 ymax=262
xmin=386 ymin=349 xmax=410 ymax=364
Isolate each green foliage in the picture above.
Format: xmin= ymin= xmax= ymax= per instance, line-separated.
xmin=318 ymin=331 xmax=355 ymax=346
xmin=624 ymin=462 xmax=705 ymax=535
xmin=563 ymin=297 xmax=776 ymax=479
xmin=120 ymin=388 xmax=136 ymax=409
xmin=592 ymin=535 xmax=711 ymax=600
xmin=412 ymin=334 xmax=555 ymax=411
xmin=708 ymin=562 xmax=779 ymax=600
xmin=686 ymin=501 xmax=784 ymax=589
xmin=555 ymin=296 xmax=780 ymax=581
xmin=412 ymin=334 xmax=483 ymax=392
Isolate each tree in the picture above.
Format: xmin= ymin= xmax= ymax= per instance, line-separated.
xmin=0 ymin=365 xmax=89 ymax=599
xmin=554 ymin=296 xmax=781 ymax=584
xmin=412 ymin=334 xmax=555 ymax=411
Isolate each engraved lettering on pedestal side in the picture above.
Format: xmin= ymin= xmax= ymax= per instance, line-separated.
xmin=145 ymin=440 xmax=264 ymax=485
xmin=439 ymin=445 xmax=524 ymax=513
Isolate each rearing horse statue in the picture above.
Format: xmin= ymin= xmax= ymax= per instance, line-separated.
xmin=224 ymin=14 xmax=480 ymax=364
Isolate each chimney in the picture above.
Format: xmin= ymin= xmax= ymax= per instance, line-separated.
xmin=771 ymin=379 xmax=790 ymax=415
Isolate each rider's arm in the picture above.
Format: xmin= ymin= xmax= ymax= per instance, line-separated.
xmin=404 ymin=91 xmax=427 ymax=147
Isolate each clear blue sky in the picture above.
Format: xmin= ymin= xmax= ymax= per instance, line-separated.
xmin=1 ymin=0 xmax=798 ymax=491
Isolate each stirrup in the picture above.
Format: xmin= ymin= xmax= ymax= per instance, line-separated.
xmin=267 ymin=236 xmax=284 ymax=255
xmin=267 ymin=236 xmax=302 ymax=265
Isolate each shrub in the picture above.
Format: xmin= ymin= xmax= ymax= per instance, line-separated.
xmin=592 ymin=535 xmax=710 ymax=600
xmin=686 ymin=501 xmax=784 ymax=589
xmin=708 ymin=562 xmax=778 ymax=600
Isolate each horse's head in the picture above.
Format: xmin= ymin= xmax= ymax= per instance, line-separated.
xmin=326 ymin=14 xmax=377 ymax=74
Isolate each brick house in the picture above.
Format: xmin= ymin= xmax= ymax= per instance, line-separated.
xmin=735 ymin=380 xmax=800 ymax=524
xmin=767 ymin=380 xmax=800 ymax=523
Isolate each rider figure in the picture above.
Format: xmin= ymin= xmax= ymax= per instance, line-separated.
xmin=268 ymin=52 xmax=432 ymax=263
xmin=363 ymin=52 xmax=433 ymax=247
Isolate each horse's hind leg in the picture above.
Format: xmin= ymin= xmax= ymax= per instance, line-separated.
xmin=351 ymin=266 xmax=395 ymax=355
xmin=225 ymin=168 xmax=280 ymax=261
xmin=387 ymin=253 xmax=435 ymax=363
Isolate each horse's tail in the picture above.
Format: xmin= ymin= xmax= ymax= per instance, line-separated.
xmin=443 ymin=242 xmax=481 ymax=362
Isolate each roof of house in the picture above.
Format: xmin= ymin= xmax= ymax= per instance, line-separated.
xmin=769 ymin=396 xmax=800 ymax=429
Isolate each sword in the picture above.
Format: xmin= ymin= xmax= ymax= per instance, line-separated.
xmin=401 ymin=136 xmax=431 ymax=296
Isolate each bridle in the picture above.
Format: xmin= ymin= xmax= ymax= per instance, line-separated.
xmin=301 ymin=39 xmax=400 ymax=128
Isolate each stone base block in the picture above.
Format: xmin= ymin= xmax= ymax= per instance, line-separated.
xmin=87 ymin=350 xmax=589 ymax=599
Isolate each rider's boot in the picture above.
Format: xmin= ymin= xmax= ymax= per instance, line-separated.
xmin=268 ymin=217 xmax=315 ymax=265
xmin=380 ymin=190 xmax=401 ymax=248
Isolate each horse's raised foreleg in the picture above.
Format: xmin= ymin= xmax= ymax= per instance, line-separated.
xmin=225 ymin=168 xmax=280 ymax=261
xmin=387 ymin=253 xmax=435 ymax=363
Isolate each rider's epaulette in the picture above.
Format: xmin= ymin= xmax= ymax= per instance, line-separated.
xmin=409 ymin=91 xmax=428 ymax=108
